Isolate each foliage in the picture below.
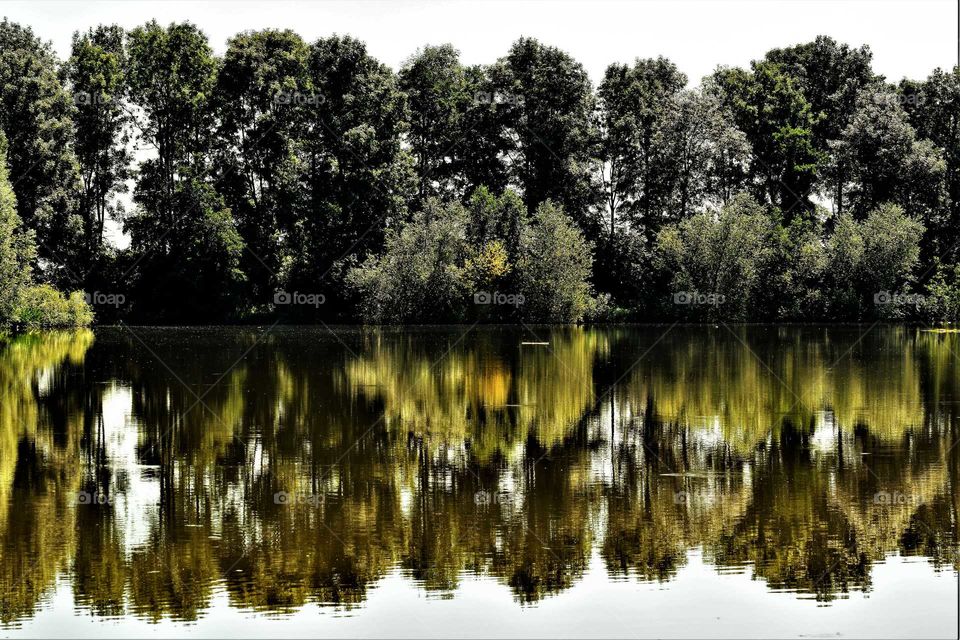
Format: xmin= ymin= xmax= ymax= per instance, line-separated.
xmin=0 ymin=17 xmax=957 ymax=323
xmin=655 ymin=193 xmax=777 ymax=319
xmin=825 ymin=203 xmax=924 ymax=318
xmin=346 ymin=199 xmax=470 ymax=323
xmin=0 ymin=133 xmax=36 ymax=322
xmin=0 ymin=19 xmax=82 ymax=284
xmin=515 ymin=201 xmax=596 ymax=322
xmin=13 ymin=285 xmax=94 ymax=328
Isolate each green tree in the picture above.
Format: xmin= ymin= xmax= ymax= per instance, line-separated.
xmin=899 ymin=68 xmax=960 ymax=261
xmin=492 ymin=38 xmax=598 ymax=235
xmin=67 ymin=24 xmax=131 ymax=259
xmin=711 ymin=62 xmax=822 ymax=220
xmin=0 ymin=19 xmax=82 ymax=283
xmin=125 ymin=21 xmax=246 ymax=320
xmin=825 ymin=203 xmax=924 ymax=318
xmin=596 ymin=57 xmax=687 ymax=239
xmin=830 ymin=86 xmax=946 ymax=223
xmin=655 ymin=193 xmax=777 ymax=319
xmin=346 ymin=199 xmax=470 ymax=323
xmin=398 ymin=44 xmax=475 ymax=203
xmin=655 ymin=88 xmax=751 ymax=217
xmin=285 ymin=35 xmax=413 ymax=316
xmin=215 ymin=28 xmax=310 ymax=309
xmin=0 ymin=132 xmax=36 ymax=322
xmin=516 ymin=201 xmax=595 ymax=322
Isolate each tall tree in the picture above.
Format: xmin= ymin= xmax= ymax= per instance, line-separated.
xmin=286 ymin=35 xmax=412 ymax=315
xmin=67 ymin=24 xmax=131 ymax=261
xmin=491 ymin=38 xmax=598 ymax=235
xmin=0 ymin=19 xmax=81 ymax=283
xmin=398 ymin=44 xmax=474 ymax=203
xmin=0 ymin=131 xmax=37 ymax=321
xmin=215 ymin=28 xmax=310 ymax=307
xmin=125 ymin=21 xmax=245 ymax=320
xmin=711 ymin=62 xmax=822 ymax=220
xmin=654 ymin=88 xmax=751 ymax=218
xmin=830 ymin=86 xmax=946 ymax=233
xmin=900 ymin=68 xmax=960 ymax=260
xmin=596 ymin=57 xmax=686 ymax=239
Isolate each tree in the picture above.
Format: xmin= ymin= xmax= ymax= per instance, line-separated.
xmin=711 ymin=62 xmax=822 ymax=220
xmin=491 ymin=38 xmax=599 ymax=235
xmin=596 ymin=57 xmax=687 ymax=239
xmin=398 ymin=45 xmax=475 ymax=203
xmin=0 ymin=131 xmax=36 ymax=322
xmin=0 ymin=19 xmax=82 ymax=283
xmin=515 ymin=201 xmax=595 ymax=322
xmin=655 ymin=193 xmax=777 ymax=319
xmin=829 ymin=86 xmax=946 ymax=265
xmin=285 ymin=35 xmax=413 ymax=316
xmin=67 ymin=24 xmax=131 ymax=260
xmin=655 ymin=88 xmax=751 ymax=217
xmin=346 ymin=199 xmax=470 ymax=323
xmin=765 ymin=36 xmax=877 ymax=149
xmin=125 ymin=21 xmax=246 ymax=320
xmin=824 ymin=203 xmax=924 ymax=318
xmin=215 ymin=28 xmax=310 ymax=309
xmin=899 ymin=68 xmax=960 ymax=261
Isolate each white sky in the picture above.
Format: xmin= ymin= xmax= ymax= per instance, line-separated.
xmin=2 ymin=0 xmax=957 ymax=85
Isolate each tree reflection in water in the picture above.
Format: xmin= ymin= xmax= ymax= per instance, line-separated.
xmin=0 ymin=326 xmax=956 ymax=624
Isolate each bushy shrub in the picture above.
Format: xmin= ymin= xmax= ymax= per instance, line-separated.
xmin=346 ymin=199 xmax=471 ymax=323
xmin=655 ymin=192 xmax=776 ymax=320
xmin=14 ymin=285 xmax=94 ymax=328
xmin=515 ymin=201 xmax=596 ymax=322
xmin=825 ymin=203 xmax=924 ymax=318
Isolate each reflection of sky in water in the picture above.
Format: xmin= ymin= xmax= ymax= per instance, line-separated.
xmin=10 ymin=553 xmax=956 ymax=638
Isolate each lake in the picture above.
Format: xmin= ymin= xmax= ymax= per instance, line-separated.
xmin=0 ymin=325 xmax=957 ymax=638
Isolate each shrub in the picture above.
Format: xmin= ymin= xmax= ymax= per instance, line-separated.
xmin=515 ymin=201 xmax=595 ymax=322
xmin=655 ymin=192 xmax=776 ymax=320
xmin=14 ymin=285 xmax=94 ymax=328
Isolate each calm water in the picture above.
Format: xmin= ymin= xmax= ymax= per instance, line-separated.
xmin=0 ymin=325 xmax=957 ymax=639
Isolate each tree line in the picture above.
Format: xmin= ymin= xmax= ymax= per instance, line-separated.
xmin=1 ymin=19 xmax=959 ymax=323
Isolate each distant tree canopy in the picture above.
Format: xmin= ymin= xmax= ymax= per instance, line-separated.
xmin=0 ymin=21 xmax=955 ymax=323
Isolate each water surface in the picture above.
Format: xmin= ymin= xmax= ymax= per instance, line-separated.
xmin=0 ymin=325 xmax=957 ymax=638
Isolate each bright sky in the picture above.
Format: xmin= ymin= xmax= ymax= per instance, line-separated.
xmin=2 ymin=0 xmax=957 ymax=85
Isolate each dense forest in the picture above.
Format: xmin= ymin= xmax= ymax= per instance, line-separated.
xmin=1 ymin=19 xmax=959 ymax=323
